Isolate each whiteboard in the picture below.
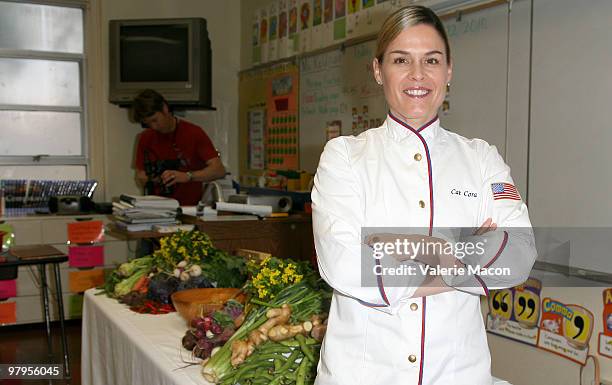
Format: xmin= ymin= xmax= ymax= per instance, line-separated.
xmin=299 ymin=40 xmax=386 ymax=173
xmin=440 ymin=3 xmax=509 ymax=156
xmin=528 ymin=0 xmax=612 ymax=274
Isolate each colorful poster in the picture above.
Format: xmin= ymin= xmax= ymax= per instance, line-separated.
xmin=347 ymin=0 xmax=360 ymax=37
xmin=313 ymin=0 xmax=323 ymax=26
xmin=486 ymin=278 xmax=542 ymax=346
xmin=0 ymin=301 xmax=16 ymax=324
xmin=537 ymin=297 xmax=594 ymax=365
xmin=68 ymin=269 xmax=105 ymax=293
xmin=335 ymin=0 xmax=346 ymax=18
xmin=68 ymin=245 xmax=104 ymax=268
xmin=288 ymin=0 xmax=299 ymax=56
xmin=268 ymin=1 xmax=279 ymax=61
xmin=278 ymin=0 xmax=289 ymax=58
xmin=598 ymin=288 xmax=612 ymax=359
xmin=333 ymin=0 xmax=347 ymax=41
xmin=67 ymin=220 xmax=104 ymax=244
xmin=312 ymin=0 xmax=324 ymax=50
xmin=324 ymin=0 xmax=334 ymax=22
xmin=0 ymin=279 xmax=17 ymax=299
xmin=266 ymin=70 xmax=299 ymax=170
xmin=279 ymin=1 xmax=288 ymax=39
xmin=260 ymin=7 xmax=269 ymax=63
xmin=300 ymin=0 xmax=313 ymax=52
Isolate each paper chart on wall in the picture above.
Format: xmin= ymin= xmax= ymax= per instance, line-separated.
xmin=299 ymin=39 xmax=386 ymax=173
xmin=266 ymin=67 xmax=299 ymax=170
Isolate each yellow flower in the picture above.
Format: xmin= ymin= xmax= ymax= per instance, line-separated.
xmin=258 ymin=287 xmax=269 ymax=299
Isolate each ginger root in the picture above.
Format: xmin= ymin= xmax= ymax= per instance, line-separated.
xmin=230 ymin=340 xmax=255 ymax=367
xmin=230 ymin=304 xmax=293 ymax=366
xmin=311 ymin=324 xmax=327 ymax=342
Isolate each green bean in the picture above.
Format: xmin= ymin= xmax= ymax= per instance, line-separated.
xmin=296 ymin=356 xmax=310 ymax=385
xmin=274 ymin=358 xmax=283 ymax=372
xmin=296 ymin=334 xmax=315 ymax=363
xmin=276 ymin=349 xmax=301 ymax=374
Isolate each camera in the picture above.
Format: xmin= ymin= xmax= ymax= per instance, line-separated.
xmin=143 ymin=151 xmax=181 ymax=196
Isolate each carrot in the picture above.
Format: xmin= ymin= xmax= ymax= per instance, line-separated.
xmin=132 ymin=275 xmax=149 ymax=293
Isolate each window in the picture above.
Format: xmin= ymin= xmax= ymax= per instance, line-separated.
xmin=0 ymin=0 xmax=87 ymax=180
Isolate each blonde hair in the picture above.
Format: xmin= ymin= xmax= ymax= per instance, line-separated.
xmin=375 ymin=5 xmax=451 ymax=64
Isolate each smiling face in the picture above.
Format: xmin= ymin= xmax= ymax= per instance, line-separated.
xmin=373 ymin=23 xmax=452 ymax=128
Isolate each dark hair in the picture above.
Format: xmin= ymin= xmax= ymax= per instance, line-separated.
xmin=132 ymin=89 xmax=169 ymax=122
xmin=376 ymin=5 xmax=451 ymax=65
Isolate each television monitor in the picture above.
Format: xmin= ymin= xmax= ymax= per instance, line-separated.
xmin=109 ymin=18 xmax=212 ymax=107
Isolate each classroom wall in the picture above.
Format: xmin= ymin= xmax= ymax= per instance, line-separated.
xmin=91 ymin=0 xmax=241 ymax=200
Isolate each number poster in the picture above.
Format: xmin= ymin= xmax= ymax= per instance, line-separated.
xmin=486 ymin=277 xmax=542 ymax=346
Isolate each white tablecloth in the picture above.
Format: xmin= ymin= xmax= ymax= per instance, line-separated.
xmin=81 ymin=289 xmax=511 ymax=385
xmin=81 ymin=289 xmax=209 ymax=385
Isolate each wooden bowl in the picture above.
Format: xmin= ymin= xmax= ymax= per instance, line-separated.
xmin=171 ymin=288 xmax=245 ymax=325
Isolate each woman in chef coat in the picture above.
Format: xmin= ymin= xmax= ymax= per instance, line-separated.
xmin=311 ymin=5 xmax=536 ymax=385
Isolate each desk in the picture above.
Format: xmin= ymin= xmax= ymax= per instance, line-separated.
xmin=108 ymin=214 xmax=315 ymax=262
xmin=82 ymin=289 xmax=512 ymax=385
xmin=3 ymin=245 xmax=70 ymax=379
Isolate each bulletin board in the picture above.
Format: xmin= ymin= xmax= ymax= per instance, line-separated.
xmin=238 ymin=61 xmax=299 ymax=178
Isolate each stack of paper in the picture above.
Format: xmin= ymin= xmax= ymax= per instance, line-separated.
xmin=112 ymin=195 xmax=180 ymax=232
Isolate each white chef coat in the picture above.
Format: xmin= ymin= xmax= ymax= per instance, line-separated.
xmin=311 ymin=114 xmax=537 ymax=385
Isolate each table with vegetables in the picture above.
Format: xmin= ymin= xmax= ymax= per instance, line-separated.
xmin=82 ymin=229 xmax=331 ymax=385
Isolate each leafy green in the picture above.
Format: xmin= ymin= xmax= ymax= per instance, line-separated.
xmin=200 ymin=249 xmax=247 ymax=288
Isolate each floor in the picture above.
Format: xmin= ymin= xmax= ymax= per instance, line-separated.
xmin=0 ymin=320 xmax=82 ymax=385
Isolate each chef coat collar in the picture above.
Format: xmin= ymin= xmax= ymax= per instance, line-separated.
xmin=385 ymin=112 xmax=440 ymax=142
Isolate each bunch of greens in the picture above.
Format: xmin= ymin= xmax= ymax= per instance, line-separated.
xmin=201 ymin=249 xmax=247 ymax=288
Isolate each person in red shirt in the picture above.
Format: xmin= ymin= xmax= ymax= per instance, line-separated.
xmin=132 ymin=89 xmax=226 ymax=206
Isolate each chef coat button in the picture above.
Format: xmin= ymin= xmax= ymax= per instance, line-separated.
xmin=408 ymin=354 xmax=417 ymax=363
xmin=419 ymin=200 xmax=426 ymax=208
xmin=410 ymin=303 xmax=418 ymax=311
xmin=414 ymin=153 xmax=422 ymax=161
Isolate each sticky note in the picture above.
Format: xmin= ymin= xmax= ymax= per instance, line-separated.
xmin=0 ymin=301 xmax=17 ymax=324
xmin=68 ymin=269 xmax=105 ymax=293
xmin=68 ymin=245 xmax=104 ymax=268
xmin=0 ymin=280 xmax=17 ymax=299
xmin=67 ymin=220 xmax=105 ymax=244
xmin=68 ymin=294 xmax=84 ymax=318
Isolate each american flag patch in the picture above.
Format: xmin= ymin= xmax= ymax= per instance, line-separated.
xmin=491 ymin=182 xmax=521 ymax=201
